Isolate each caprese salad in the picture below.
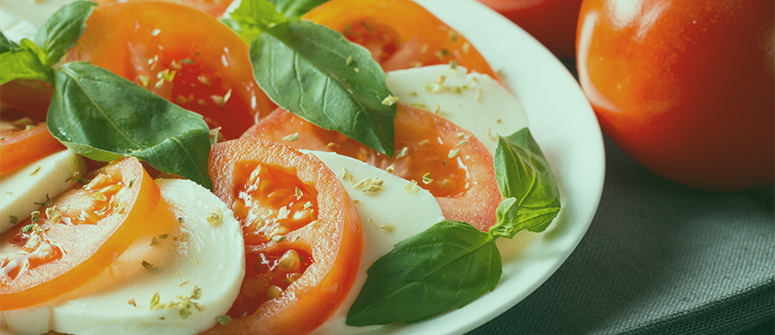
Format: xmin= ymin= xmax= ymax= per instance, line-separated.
xmin=0 ymin=0 xmax=561 ymax=334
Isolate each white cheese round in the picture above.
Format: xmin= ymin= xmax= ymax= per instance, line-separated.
xmin=0 ymin=149 xmax=86 ymax=233
xmin=307 ymin=151 xmax=445 ymax=335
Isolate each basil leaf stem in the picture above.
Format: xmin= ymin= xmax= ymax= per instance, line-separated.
xmin=48 ymin=62 xmax=213 ymax=190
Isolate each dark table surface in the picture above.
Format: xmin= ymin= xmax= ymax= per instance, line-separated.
xmin=467 ymin=59 xmax=775 ymax=335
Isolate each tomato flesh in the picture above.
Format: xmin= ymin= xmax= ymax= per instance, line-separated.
xmin=67 ymin=2 xmax=277 ymax=139
xmin=244 ymin=103 xmax=500 ymax=231
xmin=206 ymin=138 xmax=362 ymax=335
xmin=0 ymin=117 xmax=65 ymax=176
xmin=305 ymin=0 xmax=499 ymax=80
xmin=0 ymin=157 xmax=163 ymax=310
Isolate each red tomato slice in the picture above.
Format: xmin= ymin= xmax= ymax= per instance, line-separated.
xmin=66 ymin=1 xmax=277 ymax=139
xmin=205 ymin=138 xmax=363 ymax=335
xmin=0 ymin=118 xmax=64 ymax=176
xmin=0 ymin=157 xmax=165 ymax=310
xmin=0 ymin=79 xmax=54 ymax=121
xmin=304 ymin=0 xmax=500 ymax=80
xmin=244 ymin=103 xmax=500 ymax=231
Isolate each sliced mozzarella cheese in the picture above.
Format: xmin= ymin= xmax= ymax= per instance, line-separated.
xmin=386 ymin=64 xmax=529 ymax=153
xmin=307 ymin=151 xmax=445 ymax=335
xmin=1 ymin=179 xmax=245 ymax=335
xmin=0 ymin=149 xmax=86 ymax=233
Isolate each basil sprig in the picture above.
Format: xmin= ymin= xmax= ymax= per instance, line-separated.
xmin=223 ymin=0 xmax=397 ymax=156
xmin=268 ymin=0 xmax=329 ymax=19
xmin=347 ymin=128 xmax=561 ymax=326
xmin=48 ymin=62 xmax=213 ymax=190
xmin=0 ymin=1 xmax=95 ymax=86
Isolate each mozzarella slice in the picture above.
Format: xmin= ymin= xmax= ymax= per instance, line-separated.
xmin=0 ymin=149 xmax=86 ymax=233
xmin=386 ymin=64 xmax=529 ymax=153
xmin=307 ymin=151 xmax=445 ymax=335
xmin=1 ymin=179 xmax=245 ymax=335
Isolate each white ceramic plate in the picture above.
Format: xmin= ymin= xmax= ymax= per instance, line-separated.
xmin=0 ymin=0 xmax=605 ymax=334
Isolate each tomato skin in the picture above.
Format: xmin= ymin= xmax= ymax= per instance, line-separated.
xmin=95 ymin=0 xmax=235 ymax=17
xmin=0 ymin=123 xmax=65 ymax=176
xmin=577 ymin=0 xmax=774 ymax=191
xmin=476 ymin=0 xmax=583 ymax=58
xmin=67 ymin=1 xmax=276 ymax=139
xmin=244 ymin=104 xmax=500 ymax=231
xmin=305 ymin=0 xmax=500 ymax=80
xmin=206 ymin=138 xmax=363 ymax=335
xmin=0 ymin=157 xmax=163 ymax=310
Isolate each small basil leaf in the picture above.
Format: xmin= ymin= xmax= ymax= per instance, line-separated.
xmin=221 ymin=0 xmax=287 ymax=44
xmin=0 ymin=47 xmax=53 ymax=86
xmin=346 ymin=220 xmax=501 ymax=326
xmin=490 ymin=128 xmax=560 ymax=238
xmin=48 ymin=62 xmax=213 ymax=190
xmin=269 ymin=0 xmax=329 ymax=19
xmin=34 ymin=1 xmax=96 ymax=67
xmin=0 ymin=32 xmax=19 ymax=54
xmin=251 ymin=20 xmax=396 ymax=156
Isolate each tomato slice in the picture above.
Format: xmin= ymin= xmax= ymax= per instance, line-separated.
xmin=206 ymin=138 xmax=362 ymax=335
xmin=244 ymin=103 xmax=500 ymax=231
xmin=0 ymin=157 xmax=164 ymax=310
xmin=305 ymin=0 xmax=499 ymax=79
xmin=0 ymin=117 xmax=65 ymax=176
xmin=66 ymin=1 xmax=277 ymax=139
xmin=0 ymin=79 xmax=54 ymax=121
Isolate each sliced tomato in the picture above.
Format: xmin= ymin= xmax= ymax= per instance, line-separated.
xmin=66 ymin=1 xmax=276 ymax=139
xmin=0 ymin=79 xmax=54 ymax=121
xmin=0 ymin=117 xmax=64 ymax=176
xmin=305 ymin=0 xmax=499 ymax=80
xmin=0 ymin=157 xmax=164 ymax=310
xmin=244 ymin=103 xmax=500 ymax=231
xmin=205 ymin=138 xmax=362 ymax=335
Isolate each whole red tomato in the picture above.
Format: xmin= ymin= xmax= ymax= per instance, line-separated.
xmin=577 ymin=0 xmax=774 ymax=191
xmin=477 ymin=0 xmax=583 ymax=57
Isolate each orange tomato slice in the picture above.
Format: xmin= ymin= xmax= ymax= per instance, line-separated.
xmin=205 ymin=138 xmax=363 ymax=335
xmin=0 ymin=119 xmax=64 ymax=176
xmin=0 ymin=157 xmax=164 ymax=310
xmin=305 ymin=0 xmax=499 ymax=80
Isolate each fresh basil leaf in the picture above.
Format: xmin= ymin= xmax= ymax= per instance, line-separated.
xmin=251 ymin=20 xmax=396 ymax=155
xmin=0 ymin=47 xmax=53 ymax=86
xmin=490 ymin=128 xmax=561 ymax=238
xmin=346 ymin=220 xmax=501 ymax=326
xmin=34 ymin=1 xmax=96 ymax=67
xmin=221 ymin=0 xmax=287 ymax=44
xmin=0 ymin=32 xmax=18 ymax=54
xmin=269 ymin=0 xmax=329 ymax=19
xmin=48 ymin=62 xmax=213 ymax=190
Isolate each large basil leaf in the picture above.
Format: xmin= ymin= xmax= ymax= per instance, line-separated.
xmin=251 ymin=20 xmax=396 ymax=155
xmin=221 ymin=0 xmax=287 ymax=44
xmin=269 ymin=0 xmax=329 ymax=19
xmin=490 ymin=128 xmax=561 ymax=238
xmin=48 ymin=62 xmax=213 ymax=190
xmin=346 ymin=220 xmax=501 ymax=326
xmin=35 ymin=1 xmax=96 ymax=67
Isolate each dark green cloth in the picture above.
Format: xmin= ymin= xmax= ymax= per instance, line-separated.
xmin=468 ymin=134 xmax=775 ymax=334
